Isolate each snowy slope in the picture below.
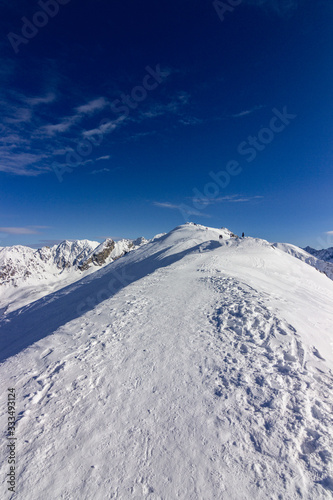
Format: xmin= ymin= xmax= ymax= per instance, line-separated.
xmin=0 ymin=237 xmax=148 ymax=314
xmin=273 ymin=242 xmax=333 ymax=281
xmin=1 ymin=224 xmax=333 ymax=499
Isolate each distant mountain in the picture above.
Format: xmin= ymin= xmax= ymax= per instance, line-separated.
xmin=303 ymin=246 xmax=333 ymax=264
xmin=0 ymin=236 xmax=149 ymax=313
xmin=0 ymin=240 xmax=98 ymax=288
xmin=79 ymin=238 xmax=141 ymax=270
xmin=273 ymin=243 xmax=333 ymax=281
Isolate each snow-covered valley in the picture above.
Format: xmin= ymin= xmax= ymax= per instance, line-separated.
xmin=1 ymin=224 xmax=333 ymax=499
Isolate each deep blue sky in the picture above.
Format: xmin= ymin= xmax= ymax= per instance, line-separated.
xmin=0 ymin=0 xmax=332 ymax=248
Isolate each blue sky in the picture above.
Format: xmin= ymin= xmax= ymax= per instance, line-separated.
xmin=0 ymin=0 xmax=332 ymax=248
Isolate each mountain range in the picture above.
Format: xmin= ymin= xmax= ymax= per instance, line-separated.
xmin=0 ymin=236 xmax=150 ymax=313
xmin=303 ymin=246 xmax=333 ymax=264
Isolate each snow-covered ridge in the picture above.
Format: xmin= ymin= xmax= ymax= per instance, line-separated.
xmin=1 ymin=223 xmax=333 ymax=499
xmin=273 ymin=242 xmax=333 ymax=281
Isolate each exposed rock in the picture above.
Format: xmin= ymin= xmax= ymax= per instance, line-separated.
xmin=78 ymin=239 xmax=116 ymax=270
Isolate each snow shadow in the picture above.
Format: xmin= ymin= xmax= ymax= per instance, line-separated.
xmin=0 ymin=240 xmax=219 ymax=362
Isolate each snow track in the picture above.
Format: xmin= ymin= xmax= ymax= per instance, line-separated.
xmin=1 ymin=224 xmax=333 ymax=499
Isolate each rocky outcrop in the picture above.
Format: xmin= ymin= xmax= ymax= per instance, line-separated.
xmin=78 ymin=239 xmax=116 ymax=270
xmin=78 ymin=239 xmax=139 ymax=270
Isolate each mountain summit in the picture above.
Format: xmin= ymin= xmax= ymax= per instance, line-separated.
xmin=0 ymin=223 xmax=333 ymax=499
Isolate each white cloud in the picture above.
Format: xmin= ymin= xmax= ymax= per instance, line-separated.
xmin=52 ymin=147 xmax=73 ymax=155
xmin=96 ymin=155 xmax=111 ymax=161
xmin=42 ymin=117 xmax=78 ymax=136
xmin=90 ymin=168 xmax=111 ymax=175
xmin=231 ymin=106 xmax=263 ymax=118
xmin=83 ymin=117 xmax=124 ymax=138
xmin=41 ymin=97 xmax=109 ymax=137
xmin=76 ymin=97 xmax=109 ymax=115
xmin=5 ymin=108 xmax=32 ymax=124
xmin=139 ymin=92 xmax=190 ymax=120
xmin=0 ymin=151 xmax=48 ymax=176
xmin=25 ymin=93 xmax=56 ymax=107
xmin=0 ymin=134 xmax=29 ymax=145
xmin=153 ymin=202 xmax=210 ymax=217
xmin=0 ymin=227 xmax=39 ymax=234
xmin=178 ymin=117 xmax=202 ymax=126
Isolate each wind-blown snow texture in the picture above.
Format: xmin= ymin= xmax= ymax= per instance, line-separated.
xmin=1 ymin=224 xmax=333 ymax=499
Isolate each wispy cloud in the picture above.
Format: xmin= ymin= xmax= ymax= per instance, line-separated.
xmin=231 ymin=106 xmax=263 ymax=118
xmin=76 ymin=97 xmax=109 ymax=115
xmin=0 ymin=134 xmax=29 ymax=146
xmin=139 ymin=91 xmax=190 ymax=120
xmin=0 ymin=88 xmax=75 ymax=175
xmin=4 ymin=108 xmax=32 ymax=124
xmin=96 ymin=155 xmax=111 ymax=161
xmin=41 ymin=97 xmax=110 ymax=137
xmin=42 ymin=117 xmax=78 ymax=136
xmin=178 ymin=116 xmax=202 ymax=126
xmin=0 ymin=102 xmax=52 ymax=175
xmin=191 ymin=195 xmax=264 ymax=204
xmin=2 ymin=92 xmax=56 ymax=126
xmin=90 ymin=168 xmax=111 ymax=175
xmin=0 ymin=227 xmax=40 ymax=235
xmin=82 ymin=116 xmax=125 ymax=138
xmin=24 ymin=93 xmax=56 ymax=107
xmin=52 ymin=147 xmax=74 ymax=156
xmin=326 ymin=231 xmax=333 ymax=235
xmin=0 ymin=151 xmax=49 ymax=176
xmin=153 ymin=201 xmax=210 ymax=217
xmin=124 ymin=131 xmax=157 ymax=142
xmin=0 ymin=78 xmax=194 ymax=177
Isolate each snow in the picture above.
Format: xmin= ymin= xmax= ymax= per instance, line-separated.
xmin=273 ymin=242 xmax=333 ymax=281
xmin=0 ymin=237 xmax=149 ymax=314
xmin=0 ymin=239 xmax=99 ymax=315
xmin=304 ymin=246 xmax=333 ymax=264
xmin=51 ymin=239 xmax=99 ymax=269
xmin=1 ymin=223 xmax=333 ymax=499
